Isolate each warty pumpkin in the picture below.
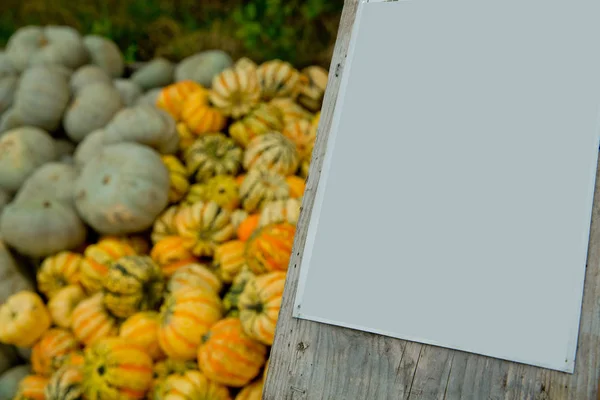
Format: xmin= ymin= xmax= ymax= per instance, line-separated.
xmin=212 ymin=240 xmax=247 ymax=284
xmin=228 ymin=102 xmax=284 ymax=148
xmin=151 ymin=205 xmax=182 ymax=245
xmin=13 ymin=375 xmax=48 ymax=400
xmin=166 ymin=263 xmax=222 ymax=295
xmin=174 ymin=201 xmax=236 ymax=257
xmin=102 ymin=255 xmax=165 ymax=319
xmin=209 ymin=64 xmax=261 ymax=119
xmin=31 ymin=328 xmax=80 ymax=377
xmin=119 ymin=311 xmax=164 ymax=361
xmin=47 ymin=285 xmax=86 ymax=330
xmin=150 ymin=236 xmax=198 ymax=277
xmin=245 ymin=223 xmax=296 ymax=274
xmin=197 ymin=317 xmax=267 ymax=387
xmin=152 ymin=370 xmax=231 ymax=400
xmin=238 ymin=271 xmax=286 ymax=345
xmin=44 ymin=363 xmax=84 ymax=400
xmin=183 ymin=132 xmax=243 ymax=183
xmin=180 ymin=92 xmax=227 ymax=135
xmin=161 ymin=155 xmax=190 ymax=203
xmin=156 ymin=80 xmax=206 ymax=121
xmin=239 ymin=167 xmax=290 ymax=213
xmin=79 ymin=237 xmax=137 ymax=294
xmin=259 ymin=198 xmax=302 ymax=227
xmin=82 ymin=337 xmax=154 ymax=400
xmin=37 ymin=251 xmax=82 ymax=299
xmin=256 ymin=60 xmax=303 ymax=101
xmin=243 ymin=132 xmax=300 ymax=176
xmin=70 ymin=293 xmax=119 ymax=347
xmin=0 ymin=291 xmax=51 ymax=347
xmin=158 ymin=286 xmax=223 ymax=361
xmin=235 ymin=380 xmax=264 ymax=400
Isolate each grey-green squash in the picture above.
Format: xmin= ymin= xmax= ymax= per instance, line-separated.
xmin=113 ymin=79 xmax=143 ymax=106
xmin=13 ymin=162 xmax=78 ymax=207
xmin=0 ymin=238 xmax=34 ymax=304
xmin=69 ymin=65 xmax=112 ymax=95
xmin=83 ymin=35 xmax=124 ymax=78
xmin=0 ymin=365 xmax=31 ymax=400
xmin=73 ymin=141 xmax=170 ymax=235
xmin=131 ymin=57 xmax=174 ymax=90
xmin=73 ymin=129 xmax=105 ymax=168
xmin=0 ymin=126 xmax=57 ymax=193
xmin=0 ymin=52 xmax=17 ymax=77
xmin=5 ymin=26 xmax=45 ymax=71
xmin=102 ymin=104 xmax=179 ymax=154
xmin=0 ymin=108 xmax=22 ymax=134
xmin=135 ymin=87 xmax=162 ymax=107
xmin=174 ymin=50 xmax=233 ymax=87
xmin=0 ymin=75 xmax=18 ymax=115
xmin=12 ymin=65 xmax=71 ymax=132
xmin=63 ymin=82 xmax=123 ymax=142
xmin=0 ymin=197 xmax=87 ymax=258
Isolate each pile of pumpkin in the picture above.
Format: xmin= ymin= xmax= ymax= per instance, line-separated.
xmin=0 ymin=25 xmax=328 ymax=400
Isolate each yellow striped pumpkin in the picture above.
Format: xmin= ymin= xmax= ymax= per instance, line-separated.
xmin=37 ymin=251 xmax=83 ymax=299
xmin=158 ymin=286 xmax=223 ymax=361
xmin=228 ymin=102 xmax=284 ymax=148
xmin=256 ymin=60 xmax=303 ymax=101
xmin=245 ymin=223 xmax=296 ymax=274
xmin=0 ymin=291 xmax=51 ymax=347
xmin=222 ymin=267 xmax=255 ymax=318
xmin=239 ymin=168 xmax=290 ymax=213
xmin=102 ymin=255 xmax=165 ymax=319
xmin=14 ymin=375 xmax=49 ymax=400
xmin=152 ymin=370 xmax=231 ymax=400
xmin=45 ymin=363 xmax=84 ymax=400
xmin=243 ymin=132 xmax=300 ymax=176
xmin=197 ymin=318 xmax=267 ymax=387
xmin=71 ymin=293 xmax=119 ymax=347
xmin=161 ymin=155 xmax=190 ymax=203
xmin=31 ymin=328 xmax=80 ymax=377
xmin=184 ymin=132 xmax=243 ymax=183
xmin=282 ymin=118 xmax=316 ymax=161
xmin=151 ymin=359 xmax=198 ymax=393
xmin=198 ymin=175 xmax=240 ymax=210
xmin=79 ymin=237 xmax=137 ymax=294
xmin=82 ymin=337 xmax=154 ymax=400
xmin=156 ymin=80 xmax=207 ymax=121
xmin=167 ymin=263 xmax=222 ymax=295
xmin=269 ymin=97 xmax=313 ymax=124
xmin=210 ymin=65 xmax=261 ymax=119
xmin=212 ymin=240 xmax=247 ymax=284
xmin=119 ymin=311 xmax=164 ymax=361
xmin=180 ymin=92 xmax=227 ymax=135
xmin=47 ymin=285 xmax=86 ymax=330
xmin=151 ymin=205 xmax=182 ymax=244
xmin=150 ymin=236 xmax=198 ymax=277
xmin=174 ymin=201 xmax=236 ymax=257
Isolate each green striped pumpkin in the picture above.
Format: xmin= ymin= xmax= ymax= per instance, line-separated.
xmin=184 ymin=133 xmax=243 ymax=183
xmin=102 ymin=255 xmax=165 ymax=319
xmin=45 ymin=364 xmax=84 ymax=400
xmin=243 ymin=132 xmax=300 ymax=176
xmin=239 ymin=168 xmax=290 ymax=213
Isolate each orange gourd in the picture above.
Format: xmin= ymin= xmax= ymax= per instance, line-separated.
xmin=236 ymin=214 xmax=260 ymax=241
xmin=285 ymin=176 xmax=306 ymax=198
xmin=245 ymin=223 xmax=296 ymax=274
xmin=150 ymin=236 xmax=198 ymax=277
xmin=156 ymin=80 xmax=207 ymax=120
xmin=119 ymin=311 xmax=165 ymax=361
xmin=181 ymin=92 xmax=227 ymax=135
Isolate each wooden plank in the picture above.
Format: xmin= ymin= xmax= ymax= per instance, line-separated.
xmin=262 ymin=0 xmax=600 ymax=397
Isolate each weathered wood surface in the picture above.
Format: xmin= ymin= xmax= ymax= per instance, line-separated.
xmin=263 ymin=0 xmax=600 ymax=398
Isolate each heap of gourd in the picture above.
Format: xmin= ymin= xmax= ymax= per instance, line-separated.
xmin=0 ymin=25 xmax=328 ymax=400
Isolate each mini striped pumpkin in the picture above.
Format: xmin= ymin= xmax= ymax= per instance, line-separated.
xmin=102 ymin=255 xmax=165 ymax=319
xmin=45 ymin=364 xmax=84 ymax=400
xmin=296 ymin=65 xmax=329 ymax=112
xmin=150 ymin=236 xmax=198 ymax=277
xmin=174 ymin=201 xmax=236 ymax=258
xmin=14 ymin=375 xmax=49 ymax=400
xmin=197 ymin=318 xmax=267 ymax=387
xmin=71 ymin=293 xmax=119 ymax=347
xmin=156 ymin=80 xmax=207 ymax=120
xmin=256 ymin=60 xmax=303 ymax=101
xmin=210 ymin=65 xmax=261 ymax=119
xmin=161 ymin=155 xmax=190 ymax=203
xmin=228 ymin=103 xmax=284 ymax=148
xmin=158 ymin=286 xmax=223 ymax=361
xmin=31 ymin=328 xmax=80 ymax=377
xmin=82 ymin=337 xmax=154 ymax=400
xmin=212 ymin=240 xmax=247 ymax=284
xmin=259 ymin=198 xmax=302 ymax=227
xmin=239 ymin=168 xmax=290 ymax=213
xmin=243 ymin=132 xmax=300 ymax=176
xmin=47 ymin=285 xmax=86 ymax=329
xmin=151 ymin=359 xmax=198 ymax=392
xmin=180 ymin=92 xmax=227 ymax=135
xmin=245 ymin=223 xmax=296 ymax=274
xmin=152 ymin=370 xmax=231 ymax=400
xmin=119 ymin=311 xmax=164 ymax=361
xmin=269 ymin=97 xmax=313 ymax=124
xmin=198 ymin=175 xmax=240 ymax=210
xmin=282 ymin=118 xmax=316 ymax=161
xmin=184 ymin=133 xmax=243 ymax=183
xmin=167 ymin=263 xmax=222 ymax=295
xmin=235 ymin=380 xmax=264 ymax=400
xmin=79 ymin=237 xmax=137 ymax=294
xmin=37 ymin=251 xmax=83 ymax=299
xmin=151 ymin=205 xmax=182 ymax=244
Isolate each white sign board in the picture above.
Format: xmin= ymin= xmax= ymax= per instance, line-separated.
xmin=293 ymin=0 xmax=600 ymax=373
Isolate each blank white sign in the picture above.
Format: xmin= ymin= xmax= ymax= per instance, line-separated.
xmin=293 ymin=0 xmax=600 ymax=373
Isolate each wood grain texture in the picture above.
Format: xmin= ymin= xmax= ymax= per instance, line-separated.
xmin=262 ymin=0 xmax=600 ymax=398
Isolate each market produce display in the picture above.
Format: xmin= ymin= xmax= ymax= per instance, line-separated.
xmin=0 ymin=24 xmax=328 ymax=400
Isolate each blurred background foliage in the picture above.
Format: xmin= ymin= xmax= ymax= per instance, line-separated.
xmin=0 ymin=0 xmax=344 ymax=68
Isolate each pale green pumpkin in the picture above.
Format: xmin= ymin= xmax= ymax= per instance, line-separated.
xmin=69 ymin=65 xmax=112 ymax=95
xmin=83 ymin=35 xmax=124 ymax=79
xmin=131 ymin=57 xmax=175 ymax=90
xmin=14 ymin=162 xmax=78 ymax=207
xmin=113 ymin=79 xmax=143 ymax=106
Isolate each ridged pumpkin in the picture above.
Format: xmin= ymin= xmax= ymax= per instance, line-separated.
xmin=156 ymin=80 xmax=206 ymax=120
xmin=210 ymin=65 xmax=261 ymax=119
xmin=161 ymin=155 xmax=190 ymax=203
xmin=236 ymin=214 xmax=261 ymax=242
xmin=282 ymin=118 xmax=315 ymax=161
xmin=151 ymin=205 xmax=182 ymax=244
xmin=269 ymin=97 xmax=313 ymax=124
xmin=119 ymin=311 xmax=164 ymax=361
xmin=14 ymin=375 xmax=49 ymax=400
xmin=102 ymin=255 xmax=165 ymax=319
xmin=245 ymin=223 xmax=296 ymax=274
xmin=228 ymin=103 xmax=284 ymax=148
xmin=212 ymin=240 xmax=247 ymax=284
xmin=235 ymin=380 xmax=264 ymax=400
xmin=174 ymin=201 xmax=236 ymax=257
xmin=37 ymin=251 xmax=82 ymax=299
xmin=48 ymin=285 xmax=86 ymax=329
xmin=31 ymin=328 xmax=80 ymax=377
xmin=197 ymin=318 xmax=267 ymax=387
xmin=184 ymin=133 xmax=243 ymax=183
xmin=285 ymin=176 xmax=306 ymax=198
xmin=297 ymin=65 xmax=329 ymax=112
xmin=152 ymin=370 xmax=231 ymax=400
xmin=151 ymin=359 xmax=198 ymax=391
xmin=0 ymin=291 xmax=51 ymax=347
xmin=79 ymin=237 xmax=137 ymax=294
xmin=243 ymin=132 xmax=300 ymax=176
xmin=199 ymin=175 xmax=240 ymax=210
xmin=238 ymin=272 xmax=286 ymax=345
xmin=71 ymin=293 xmax=119 ymax=347
xmin=158 ymin=287 xmax=223 ymax=361
xmin=180 ymin=93 xmax=227 ymax=135
xmin=259 ymin=198 xmax=302 ymax=227
xmin=167 ymin=263 xmax=222 ymax=295
xmin=239 ymin=168 xmax=290 ymax=213
xmin=45 ymin=363 xmax=84 ymax=400
xmin=150 ymin=236 xmax=198 ymax=277
xmin=82 ymin=337 xmax=154 ymax=400
xmin=256 ymin=60 xmax=302 ymax=101
xmin=222 ymin=267 xmax=255 ymax=318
